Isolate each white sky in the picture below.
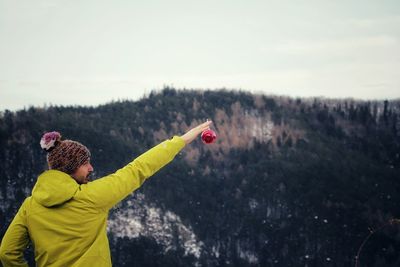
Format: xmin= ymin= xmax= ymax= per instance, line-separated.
xmin=1 ymin=0 xmax=399 ymax=111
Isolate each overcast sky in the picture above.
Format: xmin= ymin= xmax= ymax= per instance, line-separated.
xmin=1 ymin=0 xmax=399 ymax=111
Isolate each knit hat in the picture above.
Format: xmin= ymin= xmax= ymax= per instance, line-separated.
xmin=40 ymin=131 xmax=91 ymax=174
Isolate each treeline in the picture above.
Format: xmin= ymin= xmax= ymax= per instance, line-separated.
xmin=0 ymin=88 xmax=399 ymax=266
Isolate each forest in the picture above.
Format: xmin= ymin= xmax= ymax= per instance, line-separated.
xmin=1 ymin=88 xmax=399 ymax=266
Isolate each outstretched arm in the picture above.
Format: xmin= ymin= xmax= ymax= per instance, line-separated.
xmin=82 ymin=120 xmax=213 ymax=210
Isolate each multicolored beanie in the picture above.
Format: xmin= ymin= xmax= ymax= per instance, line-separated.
xmin=40 ymin=131 xmax=91 ymax=174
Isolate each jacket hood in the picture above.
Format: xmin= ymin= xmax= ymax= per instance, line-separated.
xmin=32 ymin=170 xmax=79 ymax=207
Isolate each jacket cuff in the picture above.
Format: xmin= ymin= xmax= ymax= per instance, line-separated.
xmin=171 ymin=135 xmax=186 ymax=149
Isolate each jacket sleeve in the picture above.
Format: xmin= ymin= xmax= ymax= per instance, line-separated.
xmin=0 ymin=200 xmax=29 ymax=267
xmin=83 ymin=136 xmax=186 ymax=210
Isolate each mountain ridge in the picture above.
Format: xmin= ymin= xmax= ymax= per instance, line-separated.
xmin=1 ymin=88 xmax=399 ymax=266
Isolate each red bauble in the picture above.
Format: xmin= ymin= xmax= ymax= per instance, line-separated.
xmin=201 ymin=129 xmax=217 ymax=144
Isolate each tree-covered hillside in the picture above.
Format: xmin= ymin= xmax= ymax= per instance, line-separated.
xmin=1 ymin=88 xmax=399 ymax=266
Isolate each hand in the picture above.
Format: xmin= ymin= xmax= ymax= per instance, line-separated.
xmin=180 ymin=120 xmax=213 ymax=145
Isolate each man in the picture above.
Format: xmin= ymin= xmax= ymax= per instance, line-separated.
xmin=0 ymin=120 xmax=213 ymax=267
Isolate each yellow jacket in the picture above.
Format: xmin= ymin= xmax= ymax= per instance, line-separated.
xmin=0 ymin=136 xmax=185 ymax=267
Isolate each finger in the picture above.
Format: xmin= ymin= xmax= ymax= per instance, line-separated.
xmin=201 ymin=120 xmax=213 ymax=128
xmin=199 ymin=124 xmax=211 ymax=132
xmin=195 ymin=121 xmax=211 ymax=131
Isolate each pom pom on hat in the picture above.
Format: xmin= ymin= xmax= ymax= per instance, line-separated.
xmin=40 ymin=131 xmax=61 ymax=152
